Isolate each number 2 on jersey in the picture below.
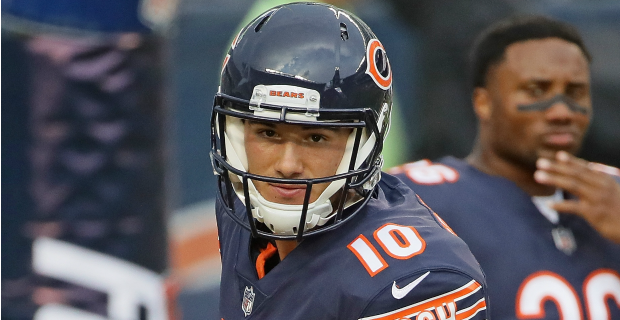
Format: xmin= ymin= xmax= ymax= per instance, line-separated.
xmin=348 ymin=223 xmax=426 ymax=277
xmin=517 ymin=269 xmax=620 ymax=320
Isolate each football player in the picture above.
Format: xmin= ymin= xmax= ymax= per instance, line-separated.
xmin=391 ymin=15 xmax=620 ymax=319
xmin=210 ymin=3 xmax=490 ymax=319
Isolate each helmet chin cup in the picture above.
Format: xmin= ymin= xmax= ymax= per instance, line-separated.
xmin=241 ymin=169 xmax=346 ymax=236
xmin=250 ymin=193 xmax=334 ymax=235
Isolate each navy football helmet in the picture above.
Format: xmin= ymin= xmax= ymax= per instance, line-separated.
xmin=210 ymin=2 xmax=392 ymax=241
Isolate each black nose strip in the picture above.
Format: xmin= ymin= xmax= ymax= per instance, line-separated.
xmin=517 ymin=94 xmax=589 ymax=115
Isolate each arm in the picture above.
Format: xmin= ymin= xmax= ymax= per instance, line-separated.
xmin=535 ymin=150 xmax=620 ymax=243
xmin=358 ymin=270 xmax=489 ymax=320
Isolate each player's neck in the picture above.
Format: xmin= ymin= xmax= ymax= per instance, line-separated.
xmin=466 ymin=146 xmax=555 ymax=196
xmin=275 ymin=240 xmax=298 ymax=260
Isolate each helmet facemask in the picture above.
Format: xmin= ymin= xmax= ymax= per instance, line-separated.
xmin=211 ymin=92 xmax=384 ymax=241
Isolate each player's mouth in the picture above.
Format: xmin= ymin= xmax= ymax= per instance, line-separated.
xmin=542 ymin=130 xmax=579 ymax=148
xmin=268 ymin=183 xmax=308 ymax=200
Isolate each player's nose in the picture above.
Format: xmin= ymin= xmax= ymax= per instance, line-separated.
xmin=545 ymin=100 xmax=577 ymax=122
xmin=274 ymin=142 xmax=304 ymax=178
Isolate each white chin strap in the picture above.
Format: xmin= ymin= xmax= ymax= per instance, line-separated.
xmin=221 ymin=115 xmax=376 ymax=235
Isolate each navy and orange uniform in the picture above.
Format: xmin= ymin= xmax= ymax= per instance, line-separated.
xmin=391 ymin=156 xmax=620 ymax=320
xmin=216 ymin=174 xmax=489 ymax=320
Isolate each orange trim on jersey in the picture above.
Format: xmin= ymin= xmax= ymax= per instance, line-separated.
xmin=432 ymin=212 xmax=457 ymax=236
xmin=583 ymin=268 xmax=620 ymax=320
xmin=348 ymin=235 xmax=388 ymax=277
xmin=516 ymin=270 xmax=583 ymax=320
xmin=456 ymin=298 xmax=487 ymax=320
xmin=362 ymin=280 xmax=483 ymax=320
xmin=417 ymin=195 xmax=457 ymax=236
xmin=401 ymin=161 xmax=460 ymax=185
xmin=256 ymin=242 xmax=277 ymax=280
xmin=416 ymin=194 xmax=430 ymax=208
xmin=386 ymin=160 xmax=432 ymax=174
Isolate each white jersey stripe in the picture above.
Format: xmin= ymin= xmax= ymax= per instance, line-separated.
xmin=455 ymin=283 xmax=482 ymax=301
xmin=457 ymin=298 xmax=485 ymax=314
xmin=459 ymin=307 xmax=486 ymax=320
xmin=456 ymin=298 xmax=487 ymax=320
xmin=359 ymin=280 xmax=480 ymax=320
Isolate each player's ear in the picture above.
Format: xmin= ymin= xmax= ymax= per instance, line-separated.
xmin=472 ymin=87 xmax=492 ymax=121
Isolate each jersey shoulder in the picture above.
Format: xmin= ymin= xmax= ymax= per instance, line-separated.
xmin=337 ymin=179 xmax=489 ymax=320
xmin=369 ymin=173 xmax=463 ymax=241
xmin=390 ymin=157 xmax=620 ymax=186
xmin=386 ymin=156 xmax=526 ymax=212
xmin=369 ymin=173 xmax=484 ymax=273
xmin=386 ymin=156 xmax=468 ymax=187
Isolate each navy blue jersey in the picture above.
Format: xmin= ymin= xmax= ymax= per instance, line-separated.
xmin=391 ymin=156 xmax=620 ymax=320
xmin=216 ymin=174 xmax=490 ymax=320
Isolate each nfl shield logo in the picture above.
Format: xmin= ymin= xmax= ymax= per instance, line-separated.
xmin=242 ymin=286 xmax=255 ymax=316
xmin=552 ymin=226 xmax=577 ymax=255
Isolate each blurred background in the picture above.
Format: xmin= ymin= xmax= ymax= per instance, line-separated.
xmin=2 ymin=0 xmax=619 ymax=319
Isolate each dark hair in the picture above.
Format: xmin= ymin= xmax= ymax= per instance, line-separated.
xmin=469 ymin=15 xmax=591 ymax=88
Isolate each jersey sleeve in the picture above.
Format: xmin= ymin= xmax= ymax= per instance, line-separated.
xmin=358 ymin=270 xmax=489 ymax=320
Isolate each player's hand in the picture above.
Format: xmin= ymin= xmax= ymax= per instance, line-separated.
xmin=534 ymin=151 xmax=620 ymax=244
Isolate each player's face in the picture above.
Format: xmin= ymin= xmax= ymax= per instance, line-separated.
xmin=244 ymin=121 xmax=351 ymax=205
xmin=484 ymin=37 xmax=591 ymax=166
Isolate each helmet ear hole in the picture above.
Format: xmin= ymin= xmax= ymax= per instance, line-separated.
xmin=340 ymin=23 xmax=349 ymax=41
xmin=255 ymin=15 xmax=271 ymax=32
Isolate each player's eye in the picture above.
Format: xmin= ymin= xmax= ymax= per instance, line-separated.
xmin=524 ymin=81 xmax=550 ymax=99
xmin=310 ymin=134 xmax=324 ymax=143
xmin=527 ymin=85 xmax=545 ymax=98
xmin=566 ymin=84 xmax=588 ymax=101
xmin=263 ymin=129 xmax=276 ymax=137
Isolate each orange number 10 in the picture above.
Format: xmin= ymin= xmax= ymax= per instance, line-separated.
xmin=348 ymin=223 xmax=426 ymax=277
